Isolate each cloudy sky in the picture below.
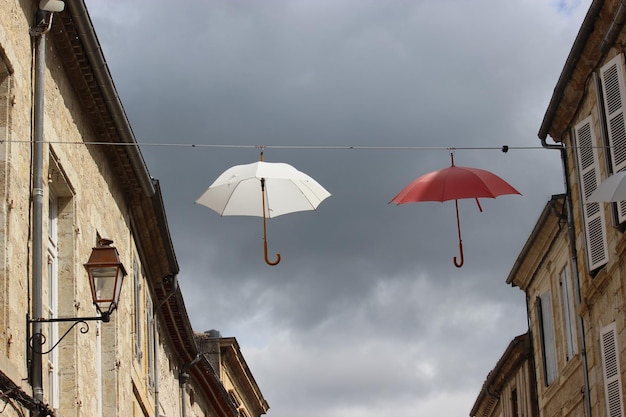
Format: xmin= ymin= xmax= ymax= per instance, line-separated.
xmin=83 ymin=1 xmax=587 ymax=415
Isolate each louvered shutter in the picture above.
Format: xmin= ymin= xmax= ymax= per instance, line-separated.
xmin=537 ymin=292 xmax=557 ymax=385
xmin=575 ymin=116 xmax=609 ymax=270
xmin=600 ymin=323 xmax=624 ymax=417
xmin=559 ymin=266 xmax=577 ymax=360
xmin=600 ymin=54 xmax=626 ymax=221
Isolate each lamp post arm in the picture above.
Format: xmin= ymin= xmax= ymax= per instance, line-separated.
xmin=28 ymin=314 xmax=109 ymax=324
xmin=26 ymin=313 xmax=110 ymax=356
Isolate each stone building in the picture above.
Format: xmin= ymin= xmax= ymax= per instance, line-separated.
xmin=470 ymin=333 xmax=538 ymax=417
xmin=472 ymin=196 xmax=572 ymax=417
xmin=536 ymin=0 xmax=626 ymax=416
xmin=196 ymin=331 xmax=270 ymax=417
xmin=477 ymin=1 xmax=626 ymax=416
xmin=505 ymin=194 xmax=580 ymax=417
xmin=0 ymin=1 xmax=266 ymax=416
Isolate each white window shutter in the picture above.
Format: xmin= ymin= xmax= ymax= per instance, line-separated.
xmin=559 ymin=266 xmax=578 ymax=360
xmin=600 ymin=323 xmax=624 ymax=417
xmin=575 ymin=116 xmax=609 ymax=270
xmin=600 ymin=54 xmax=626 ymax=221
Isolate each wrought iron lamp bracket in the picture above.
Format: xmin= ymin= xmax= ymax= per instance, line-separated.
xmin=26 ymin=313 xmax=109 ymax=355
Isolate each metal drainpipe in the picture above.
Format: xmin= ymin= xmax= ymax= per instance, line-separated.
xmin=179 ymin=353 xmax=202 ymax=417
xmin=29 ymin=9 xmax=54 ymax=415
xmin=153 ymin=275 xmax=178 ymax=417
xmin=540 ymin=137 xmax=592 ymax=417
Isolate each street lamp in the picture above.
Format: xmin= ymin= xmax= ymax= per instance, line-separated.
xmin=84 ymin=238 xmax=127 ymax=322
xmin=27 ymin=238 xmax=127 ymax=354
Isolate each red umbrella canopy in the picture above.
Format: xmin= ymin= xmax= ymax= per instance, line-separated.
xmin=390 ymin=164 xmax=521 ymax=204
xmin=389 ymin=154 xmax=521 ymax=268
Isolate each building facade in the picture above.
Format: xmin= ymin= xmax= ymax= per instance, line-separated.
xmin=470 ymin=333 xmax=538 ymax=417
xmin=196 ymin=331 xmax=270 ymax=417
xmin=537 ymin=1 xmax=626 ymax=416
xmin=478 ymin=1 xmax=626 ymax=417
xmin=505 ymin=194 xmax=585 ymax=417
xmin=0 ymin=1 xmax=266 ymax=416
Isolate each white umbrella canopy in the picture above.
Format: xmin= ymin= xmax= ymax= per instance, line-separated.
xmin=196 ymin=161 xmax=331 ymax=217
xmin=195 ymin=158 xmax=331 ymax=265
xmin=587 ymin=170 xmax=626 ymax=202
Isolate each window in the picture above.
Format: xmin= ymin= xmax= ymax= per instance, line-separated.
xmin=559 ymin=265 xmax=578 ymax=360
xmin=511 ymin=388 xmax=519 ymax=417
xmin=47 ymin=154 xmax=75 ymax=410
xmin=600 ymin=54 xmax=626 ymax=222
xmin=0 ymin=53 xmax=12 ymax=315
xmin=229 ymin=390 xmax=248 ymax=417
xmin=0 ymin=53 xmax=12 ymax=140
xmin=47 ymin=192 xmax=59 ymax=408
xmin=133 ymin=258 xmax=142 ymax=362
xmin=574 ymin=116 xmax=609 ymax=270
xmin=537 ymin=292 xmax=557 ymax=385
xmin=229 ymin=390 xmax=241 ymax=408
xmin=600 ymin=322 xmax=624 ymax=417
xmin=146 ymin=294 xmax=155 ymax=393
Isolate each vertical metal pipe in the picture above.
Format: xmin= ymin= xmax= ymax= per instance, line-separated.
xmin=31 ymin=25 xmax=46 ymax=412
xmin=180 ymin=382 xmax=186 ymax=417
xmin=153 ymin=313 xmax=159 ymax=417
xmin=179 ymin=354 xmax=201 ymax=417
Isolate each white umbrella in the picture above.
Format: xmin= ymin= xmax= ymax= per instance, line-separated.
xmin=196 ymin=154 xmax=331 ymax=265
xmin=587 ymin=170 xmax=626 ymax=202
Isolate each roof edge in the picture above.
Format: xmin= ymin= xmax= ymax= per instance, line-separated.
xmin=64 ymin=0 xmax=155 ymax=196
xmin=538 ymin=0 xmax=606 ymax=140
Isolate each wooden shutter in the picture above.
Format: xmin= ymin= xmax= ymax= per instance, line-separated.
xmin=575 ymin=116 xmax=609 ymax=270
xmin=600 ymin=54 xmax=626 ymax=221
xmin=600 ymin=323 xmax=624 ymax=417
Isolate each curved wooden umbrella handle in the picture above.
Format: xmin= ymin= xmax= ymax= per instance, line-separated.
xmin=453 ymin=240 xmax=464 ymax=268
xmin=261 ymin=177 xmax=281 ymax=266
xmin=264 ymin=239 xmax=281 ymax=266
xmin=453 ymin=199 xmax=464 ymax=268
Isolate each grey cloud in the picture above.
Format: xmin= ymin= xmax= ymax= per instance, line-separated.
xmin=85 ymin=0 xmax=587 ymax=415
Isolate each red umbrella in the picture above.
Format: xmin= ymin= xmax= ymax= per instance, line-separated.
xmin=390 ymin=153 xmax=521 ymax=268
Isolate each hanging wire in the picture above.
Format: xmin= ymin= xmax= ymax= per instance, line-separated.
xmin=0 ymin=139 xmax=620 ymax=153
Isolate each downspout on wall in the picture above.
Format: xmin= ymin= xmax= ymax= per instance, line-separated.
xmin=179 ymin=353 xmax=202 ymax=417
xmin=29 ymin=8 xmax=54 ymax=415
xmin=540 ymin=137 xmax=592 ymax=417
